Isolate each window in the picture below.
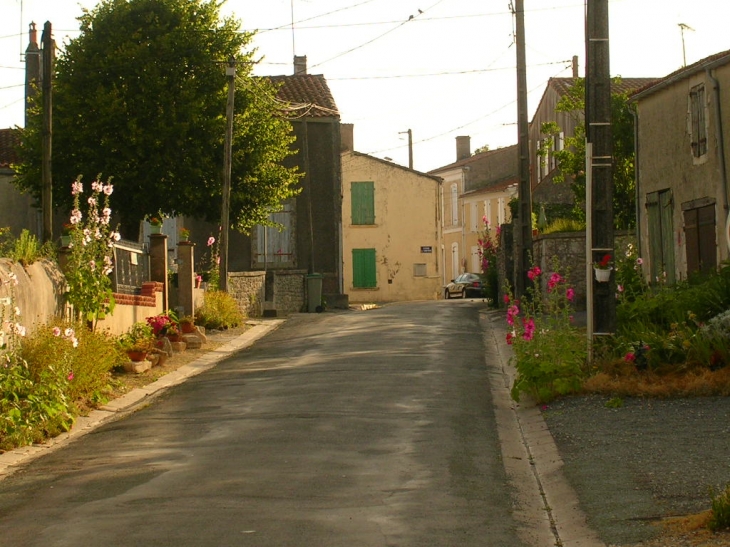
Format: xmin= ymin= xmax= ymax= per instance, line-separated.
xmin=485 ymin=199 xmax=492 ymax=226
xmin=352 ymin=248 xmax=376 ymax=288
xmin=683 ymin=200 xmax=716 ymax=275
xmin=413 ymin=263 xmax=427 ymax=277
xmin=451 ymin=184 xmax=459 ymax=225
xmin=646 ymin=189 xmax=675 ymax=284
xmin=470 ymin=202 xmax=478 ymax=232
xmin=451 ymin=242 xmax=460 ymax=279
xmin=255 ymin=203 xmax=293 ymax=265
xmin=498 ymin=198 xmax=505 ymax=225
xmin=351 ymin=181 xmax=375 ymax=225
xmin=690 ymin=84 xmax=707 ymax=158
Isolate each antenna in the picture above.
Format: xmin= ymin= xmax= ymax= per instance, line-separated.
xmin=290 ymin=0 xmax=295 ymax=58
xmin=19 ymin=0 xmax=24 ymax=61
xmin=679 ymin=23 xmax=695 ymax=67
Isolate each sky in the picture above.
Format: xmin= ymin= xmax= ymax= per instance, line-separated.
xmin=1 ymin=0 xmax=730 ymax=173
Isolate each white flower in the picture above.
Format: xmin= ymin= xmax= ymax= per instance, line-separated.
xmin=71 ymin=180 xmax=83 ymax=195
xmin=14 ymin=306 xmax=20 ymax=316
xmin=14 ymin=323 xmax=26 ymax=337
xmin=71 ymin=337 xmax=79 ymax=348
xmin=0 ymin=297 xmax=11 ymax=305
xmin=64 ymin=328 xmax=74 ymax=337
xmin=53 ymin=326 xmax=62 ymax=337
xmin=103 ymin=184 xmax=114 ymax=196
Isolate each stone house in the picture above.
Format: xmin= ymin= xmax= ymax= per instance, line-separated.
xmin=429 ymin=138 xmax=517 ymax=285
xmin=341 ymin=125 xmax=443 ymax=302
xmin=632 ymin=49 xmax=730 ymax=284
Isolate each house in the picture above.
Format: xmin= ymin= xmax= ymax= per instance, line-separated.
xmin=196 ymin=55 xmax=347 ymax=312
xmin=0 ymin=128 xmax=41 ymax=239
xmin=530 ymin=75 xmax=657 ymax=220
xmin=341 ymin=124 xmax=443 ymax=302
xmin=429 ymin=137 xmax=518 ymax=285
xmin=632 ymin=50 xmax=730 ymax=283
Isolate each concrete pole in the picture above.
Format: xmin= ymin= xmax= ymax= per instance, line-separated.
xmin=177 ymin=241 xmax=195 ymax=317
xmin=219 ymin=59 xmax=235 ymax=292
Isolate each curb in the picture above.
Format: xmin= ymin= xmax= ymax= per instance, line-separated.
xmin=0 ymin=319 xmax=285 ymax=481
xmin=482 ymin=309 xmax=605 ymax=547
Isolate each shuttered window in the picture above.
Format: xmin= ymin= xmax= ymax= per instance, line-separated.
xmin=684 ymin=203 xmax=716 ymax=275
xmin=690 ymin=85 xmax=707 ymax=158
xmin=351 ymin=181 xmax=375 ymax=225
xmin=352 ymin=248 xmax=376 ymax=288
xmin=646 ymin=189 xmax=676 ymax=284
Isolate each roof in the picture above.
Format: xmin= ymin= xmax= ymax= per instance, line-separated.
xmin=428 ymin=144 xmax=518 ymax=174
xmin=631 ymin=49 xmax=730 ymax=101
xmin=0 ymin=128 xmax=19 ymax=169
xmin=268 ymin=74 xmax=340 ymax=119
xmin=548 ymin=76 xmax=658 ymax=98
xmin=344 ymin=150 xmax=443 ymax=183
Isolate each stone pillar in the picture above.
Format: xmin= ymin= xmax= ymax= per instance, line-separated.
xmin=149 ymin=234 xmax=169 ymax=311
xmin=177 ymin=241 xmax=195 ymax=317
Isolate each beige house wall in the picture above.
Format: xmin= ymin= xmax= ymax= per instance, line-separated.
xmin=462 ymin=187 xmax=516 ymax=275
xmin=635 ymin=60 xmax=730 ymax=280
xmin=342 ymin=152 xmax=442 ymax=302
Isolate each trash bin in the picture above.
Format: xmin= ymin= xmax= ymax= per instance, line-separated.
xmin=306 ymin=273 xmax=323 ymax=313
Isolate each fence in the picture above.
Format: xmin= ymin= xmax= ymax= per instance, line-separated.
xmin=112 ymin=239 xmax=149 ymax=294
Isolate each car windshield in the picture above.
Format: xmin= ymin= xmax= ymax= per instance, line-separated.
xmin=455 ymin=274 xmax=475 ymax=283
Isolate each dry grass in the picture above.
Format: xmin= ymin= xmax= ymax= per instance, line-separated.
xmin=583 ymin=365 xmax=730 ymax=398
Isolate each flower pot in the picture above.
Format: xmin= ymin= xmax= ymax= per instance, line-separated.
xmin=594 ymin=267 xmax=612 ymax=282
xmin=181 ymin=321 xmax=195 ymax=334
xmin=150 ymin=225 xmax=162 ymax=234
xmin=126 ymin=350 xmax=148 ymax=362
xmin=166 ymin=333 xmax=182 ymax=343
xmin=60 ymin=235 xmax=72 ymax=247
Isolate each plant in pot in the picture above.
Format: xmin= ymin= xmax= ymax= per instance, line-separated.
xmin=179 ymin=227 xmax=190 ymax=242
xmin=180 ymin=315 xmax=195 ymax=333
xmin=594 ymin=254 xmax=613 ymax=282
xmin=146 ymin=214 xmax=163 ymax=234
xmin=119 ymin=322 xmax=156 ymax=361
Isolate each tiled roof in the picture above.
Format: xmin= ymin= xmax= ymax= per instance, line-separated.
xmin=346 ymin=151 xmax=442 ymax=182
xmin=631 ymin=49 xmax=730 ymax=100
xmin=550 ymin=76 xmax=659 ymax=97
xmin=429 ymin=144 xmax=517 ymax=174
xmin=268 ymin=74 xmax=339 ymax=119
xmin=0 ymin=128 xmax=19 ymax=168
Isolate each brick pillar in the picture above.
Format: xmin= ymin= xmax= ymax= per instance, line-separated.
xmin=149 ymin=234 xmax=169 ymax=311
xmin=177 ymin=241 xmax=195 ymax=317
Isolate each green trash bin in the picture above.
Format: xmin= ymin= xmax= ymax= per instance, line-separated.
xmin=306 ymin=273 xmax=323 ymax=313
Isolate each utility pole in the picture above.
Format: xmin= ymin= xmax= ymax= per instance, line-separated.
xmin=586 ymin=0 xmax=615 ymax=336
xmin=513 ymin=0 xmax=532 ymax=297
xmin=399 ymin=129 xmax=413 ymax=169
xmin=41 ymin=21 xmax=54 ymax=244
xmin=219 ymin=58 xmax=235 ymax=293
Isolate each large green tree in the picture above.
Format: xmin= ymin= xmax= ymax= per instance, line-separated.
xmin=539 ymin=77 xmax=636 ymax=230
xmin=14 ymin=0 xmax=300 ymax=237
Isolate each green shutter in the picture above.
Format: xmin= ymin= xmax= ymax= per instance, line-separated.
xmin=351 ymin=182 xmax=375 ymax=225
xmin=352 ymin=248 xmax=376 ymax=288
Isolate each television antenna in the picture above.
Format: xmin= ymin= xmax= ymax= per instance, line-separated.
xmin=679 ymin=23 xmax=695 ymax=67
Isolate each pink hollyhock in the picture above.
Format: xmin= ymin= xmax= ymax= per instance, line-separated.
xmin=624 ymin=352 xmax=636 ymax=362
xmin=566 ymin=287 xmax=575 ymax=301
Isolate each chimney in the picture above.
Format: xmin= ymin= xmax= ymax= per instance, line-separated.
xmin=572 ymin=55 xmax=579 ymax=78
xmin=341 ymin=123 xmax=354 ymax=152
xmin=294 ymin=55 xmax=307 ymax=75
xmin=25 ymin=22 xmax=41 ymax=127
xmin=456 ymin=136 xmax=471 ymax=161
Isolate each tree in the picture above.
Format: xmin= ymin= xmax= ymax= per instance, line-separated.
xmin=539 ymin=77 xmax=636 ymax=230
xmin=14 ymin=0 xmax=300 ymax=238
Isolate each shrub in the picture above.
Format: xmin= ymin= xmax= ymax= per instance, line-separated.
xmin=709 ymin=484 xmax=730 ymax=531
xmin=0 ymin=228 xmax=55 ymax=265
xmin=541 ymin=218 xmax=586 ymax=234
xmin=505 ymin=258 xmax=586 ymax=403
xmin=196 ymin=291 xmax=244 ymax=330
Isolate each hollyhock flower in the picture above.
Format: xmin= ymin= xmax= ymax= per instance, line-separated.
xmin=503 ymin=294 xmax=510 ymax=304
xmin=636 ymin=258 xmax=643 ymax=265
xmin=91 ymin=180 xmax=103 ymax=192
xmin=67 ymin=371 xmax=75 ymax=381
xmin=617 ymin=284 xmax=624 ymax=293
xmin=103 ymin=183 xmax=113 ymax=196
xmin=87 ymin=196 xmax=97 ymax=207
xmin=566 ymin=287 xmax=575 ymax=301
xmin=52 ymin=326 xmax=62 ymax=337
xmin=71 ymin=180 xmax=83 ymax=195
xmin=207 ymin=237 xmax=216 ymax=247
xmin=65 ymin=328 xmax=74 ymax=337
xmin=527 ymin=266 xmax=541 ymax=280
xmin=506 ymin=331 xmax=514 ymax=345
xmin=547 ymin=272 xmax=563 ymax=291
xmin=14 ymin=323 xmax=26 ymax=337
xmin=624 ymin=352 xmax=636 ymax=362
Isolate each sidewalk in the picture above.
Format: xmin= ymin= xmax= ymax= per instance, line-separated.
xmin=0 ymin=318 xmax=285 ymax=481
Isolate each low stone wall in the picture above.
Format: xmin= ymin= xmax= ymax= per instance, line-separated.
xmin=228 ymin=271 xmax=266 ymax=318
xmin=273 ymin=270 xmax=306 ymax=314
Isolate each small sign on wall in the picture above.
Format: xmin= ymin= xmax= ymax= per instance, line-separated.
xmin=420 ymin=246 xmax=433 ymax=253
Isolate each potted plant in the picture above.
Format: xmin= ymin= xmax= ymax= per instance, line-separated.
xmin=594 ymin=253 xmax=612 ymax=282
xmin=119 ymin=321 xmax=156 ymax=361
xmin=147 ymin=215 xmax=163 ymax=234
xmin=179 ymin=227 xmax=190 ymax=242
xmin=180 ymin=315 xmax=195 ymax=333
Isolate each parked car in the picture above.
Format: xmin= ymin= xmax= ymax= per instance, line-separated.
xmin=444 ymin=273 xmax=484 ymax=299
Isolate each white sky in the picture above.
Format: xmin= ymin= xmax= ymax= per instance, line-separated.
xmin=1 ymin=0 xmax=729 ymax=172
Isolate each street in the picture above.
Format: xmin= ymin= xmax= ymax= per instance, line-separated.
xmin=0 ymin=301 xmax=552 ymax=546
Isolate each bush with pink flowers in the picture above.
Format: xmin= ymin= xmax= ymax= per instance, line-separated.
xmin=504 ymin=258 xmax=586 ymax=403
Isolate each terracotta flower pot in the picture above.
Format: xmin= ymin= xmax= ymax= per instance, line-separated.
xmin=126 ymin=350 xmax=148 ymax=362
xmin=181 ymin=321 xmax=195 ymax=334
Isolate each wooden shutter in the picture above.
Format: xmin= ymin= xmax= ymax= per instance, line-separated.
xmin=351 ymin=182 xmax=375 ymax=225
xmin=352 ymin=249 xmax=376 ymax=288
xmin=684 ymin=204 xmax=716 ymax=275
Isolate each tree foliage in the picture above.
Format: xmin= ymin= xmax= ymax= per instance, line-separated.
xmin=539 ymin=77 xmax=636 ymax=230
xmin=14 ymin=0 xmax=300 ymax=238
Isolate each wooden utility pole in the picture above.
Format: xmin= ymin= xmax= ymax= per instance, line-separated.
xmin=586 ymin=0 xmax=615 ymax=335
xmin=219 ymin=58 xmax=235 ymax=293
xmin=514 ymin=0 xmax=532 ymax=297
xmin=41 ymin=21 xmax=54 ymax=243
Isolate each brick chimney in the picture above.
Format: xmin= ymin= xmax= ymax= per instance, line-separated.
xmin=341 ymin=123 xmax=354 ymax=152
xmin=25 ymin=22 xmax=41 ymax=127
xmin=572 ymin=55 xmax=579 ymax=78
xmin=456 ymin=136 xmax=471 ymax=161
xmin=294 ymin=55 xmax=307 ymax=75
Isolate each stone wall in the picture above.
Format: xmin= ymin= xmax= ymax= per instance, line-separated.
xmin=273 ymin=270 xmax=306 ymax=314
xmin=227 ymin=271 xmax=266 ymax=318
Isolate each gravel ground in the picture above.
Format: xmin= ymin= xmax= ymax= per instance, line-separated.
xmin=541 ymin=395 xmax=730 ymax=546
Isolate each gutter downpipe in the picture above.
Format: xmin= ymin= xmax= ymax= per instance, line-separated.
xmin=706 ymin=68 xmax=730 ymax=252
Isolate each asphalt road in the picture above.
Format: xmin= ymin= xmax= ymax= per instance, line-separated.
xmin=0 ymin=301 xmax=546 ymax=547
